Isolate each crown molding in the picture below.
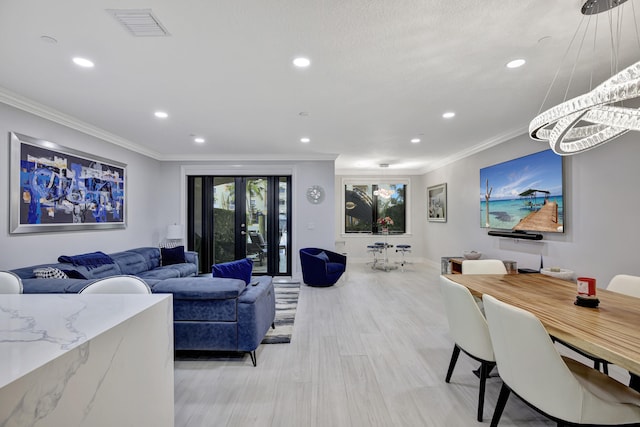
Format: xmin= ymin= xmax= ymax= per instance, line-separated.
xmin=0 ymin=87 xmax=162 ymax=160
xmin=157 ymin=152 xmax=339 ymax=162
xmin=0 ymin=87 xmax=340 ymax=164
xmin=418 ymin=127 xmax=528 ymax=174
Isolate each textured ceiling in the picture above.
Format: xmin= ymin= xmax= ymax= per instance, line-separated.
xmin=1 ymin=0 xmax=639 ymax=173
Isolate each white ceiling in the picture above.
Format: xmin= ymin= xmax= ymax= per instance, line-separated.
xmin=1 ymin=0 xmax=639 ymax=173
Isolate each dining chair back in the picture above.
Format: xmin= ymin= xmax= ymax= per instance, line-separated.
xmin=79 ymin=275 xmax=151 ymax=294
xmin=439 ymin=276 xmax=495 ymax=421
xmin=0 ymin=271 xmax=23 ymax=294
xmin=462 ymin=259 xmax=507 ymax=274
xmin=607 ymin=274 xmax=640 ymax=390
xmin=607 ymin=274 xmax=640 ymax=298
xmin=580 ymin=274 xmax=640 ymax=374
xmin=483 ymin=294 xmax=640 ymax=426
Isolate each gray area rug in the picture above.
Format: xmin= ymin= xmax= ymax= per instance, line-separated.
xmin=262 ymin=281 xmax=300 ymax=344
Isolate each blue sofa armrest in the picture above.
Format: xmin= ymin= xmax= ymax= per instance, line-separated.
xmin=185 ymin=251 xmax=199 ymax=270
xmin=237 ymin=276 xmax=276 ymax=351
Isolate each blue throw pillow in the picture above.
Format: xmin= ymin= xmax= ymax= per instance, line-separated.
xmin=316 ymin=251 xmax=330 ymax=262
xmin=211 ymin=258 xmax=253 ymax=285
xmin=161 ymin=246 xmax=186 ymax=266
xmin=62 ymin=269 xmax=88 ymax=280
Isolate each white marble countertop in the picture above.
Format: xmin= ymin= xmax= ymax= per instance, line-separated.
xmin=0 ymin=293 xmax=172 ymax=388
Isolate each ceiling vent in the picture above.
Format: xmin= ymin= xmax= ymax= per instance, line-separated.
xmin=106 ymin=9 xmax=170 ymax=37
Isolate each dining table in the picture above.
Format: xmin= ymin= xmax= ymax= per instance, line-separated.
xmin=444 ymin=273 xmax=640 ymax=377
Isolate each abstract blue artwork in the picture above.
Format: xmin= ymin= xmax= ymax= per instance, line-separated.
xmin=10 ymin=132 xmax=126 ymax=233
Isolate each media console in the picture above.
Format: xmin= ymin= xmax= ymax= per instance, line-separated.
xmin=488 ymin=230 xmax=543 ymax=240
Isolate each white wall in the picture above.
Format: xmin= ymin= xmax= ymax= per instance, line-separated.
xmin=424 ymin=132 xmax=640 ymax=286
xmin=153 ymin=160 xmax=336 ymax=278
xmin=0 ymin=104 xmax=163 ymax=270
xmin=334 ymin=174 xmax=426 ymax=262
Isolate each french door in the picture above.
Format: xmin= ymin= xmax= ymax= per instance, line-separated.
xmin=187 ymin=176 xmax=291 ymax=276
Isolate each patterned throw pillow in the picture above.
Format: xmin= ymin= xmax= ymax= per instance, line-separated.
xmin=33 ymin=267 xmax=68 ymax=279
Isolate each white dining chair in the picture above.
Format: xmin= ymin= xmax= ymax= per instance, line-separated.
xmin=79 ymin=275 xmax=151 ymax=294
xmin=602 ymin=274 xmax=640 ymax=387
xmin=607 ymin=274 xmax=640 ymax=297
xmin=483 ymin=294 xmax=640 ymax=426
xmin=440 ymin=276 xmax=496 ymax=422
xmin=461 ymin=259 xmax=507 ymax=313
xmin=0 ymin=271 xmax=23 ymax=294
xmin=461 ymin=259 xmax=508 ymax=274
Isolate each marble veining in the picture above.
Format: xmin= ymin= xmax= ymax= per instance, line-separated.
xmin=0 ymin=294 xmax=173 ymax=427
xmin=0 ymin=294 xmax=168 ymax=387
xmin=0 ymin=300 xmax=87 ymax=350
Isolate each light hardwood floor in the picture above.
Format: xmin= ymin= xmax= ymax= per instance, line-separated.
xmin=174 ymin=262 xmax=629 ymax=427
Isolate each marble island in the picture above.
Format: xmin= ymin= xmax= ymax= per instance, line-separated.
xmin=0 ymin=293 xmax=174 ymax=427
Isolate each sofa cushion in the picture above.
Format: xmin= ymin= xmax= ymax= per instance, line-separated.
xmin=110 ymin=251 xmax=149 ymax=275
xmin=152 ymin=277 xmax=246 ymax=299
xmin=211 ymin=258 xmax=253 ymax=285
xmin=161 ymin=246 xmax=186 ymax=266
xmin=137 ymin=267 xmax=181 ymax=281
xmin=164 ymin=262 xmax=197 ymax=278
xmin=127 ymin=247 xmax=161 ymax=270
xmin=21 ymin=278 xmax=88 ymax=294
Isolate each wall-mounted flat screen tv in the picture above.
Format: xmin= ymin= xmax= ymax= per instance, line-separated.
xmin=480 ymin=149 xmax=564 ymax=233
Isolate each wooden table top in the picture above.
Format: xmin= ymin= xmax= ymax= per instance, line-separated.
xmin=444 ymin=273 xmax=640 ymax=375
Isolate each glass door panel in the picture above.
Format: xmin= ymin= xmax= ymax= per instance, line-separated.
xmin=213 ymin=177 xmax=236 ymax=264
xmin=190 ymin=177 xmax=205 ymax=273
xmin=246 ymin=178 xmax=268 ymax=273
xmin=278 ymin=177 xmax=289 ymax=274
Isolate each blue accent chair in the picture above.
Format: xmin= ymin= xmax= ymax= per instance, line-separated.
xmin=299 ymin=248 xmax=347 ymax=287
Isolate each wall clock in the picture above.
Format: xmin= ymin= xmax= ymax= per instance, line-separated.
xmin=306 ymin=185 xmax=325 ymax=204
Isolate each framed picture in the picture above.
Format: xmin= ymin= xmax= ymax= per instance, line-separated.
xmin=427 ymin=183 xmax=447 ymax=222
xmin=9 ymin=132 xmax=127 ymax=234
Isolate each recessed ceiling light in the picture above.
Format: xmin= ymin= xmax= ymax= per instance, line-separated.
xmin=442 ymin=112 xmax=456 ymax=119
xmin=411 ymin=138 xmax=421 ymax=143
xmin=194 ymin=137 xmax=205 ymax=143
xmin=300 ymin=137 xmax=310 ymax=143
xmin=72 ymin=57 xmax=94 ymax=68
xmin=506 ymin=59 xmax=526 ymax=69
xmin=154 ymin=111 xmax=168 ymax=119
xmin=293 ymin=57 xmax=311 ymax=68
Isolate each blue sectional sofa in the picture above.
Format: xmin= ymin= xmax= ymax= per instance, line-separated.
xmin=11 ymin=247 xmax=276 ymax=366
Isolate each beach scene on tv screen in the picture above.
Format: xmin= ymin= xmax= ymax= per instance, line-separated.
xmin=480 ymin=149 xmax=563 ymax=233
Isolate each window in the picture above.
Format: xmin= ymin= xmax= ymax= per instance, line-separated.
xmin=344 ymin=180 xmax=407 ymax=234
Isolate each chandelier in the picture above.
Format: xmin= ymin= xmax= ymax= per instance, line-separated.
xmin=529 ymin=0 xmax=640 ymax=155
xmin=373 ymin=163 xmax=395 ymax=199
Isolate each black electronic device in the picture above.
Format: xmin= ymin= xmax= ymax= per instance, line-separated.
xmin=487 ymin=230 xmax=543 ymax=240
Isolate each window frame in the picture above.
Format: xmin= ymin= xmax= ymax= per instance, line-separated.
xmin=341 ymin=177 xmax=411 ymax=235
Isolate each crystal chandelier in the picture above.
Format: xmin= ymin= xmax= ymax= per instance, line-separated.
xmin=373 ymin=163 xmax=395 ymax=199
xmin=529 ymin=0 xmax=640 ymax=155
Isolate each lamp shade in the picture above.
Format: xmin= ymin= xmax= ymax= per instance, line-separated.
xmin=166 ymin=224 xmax=183 ymax=240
